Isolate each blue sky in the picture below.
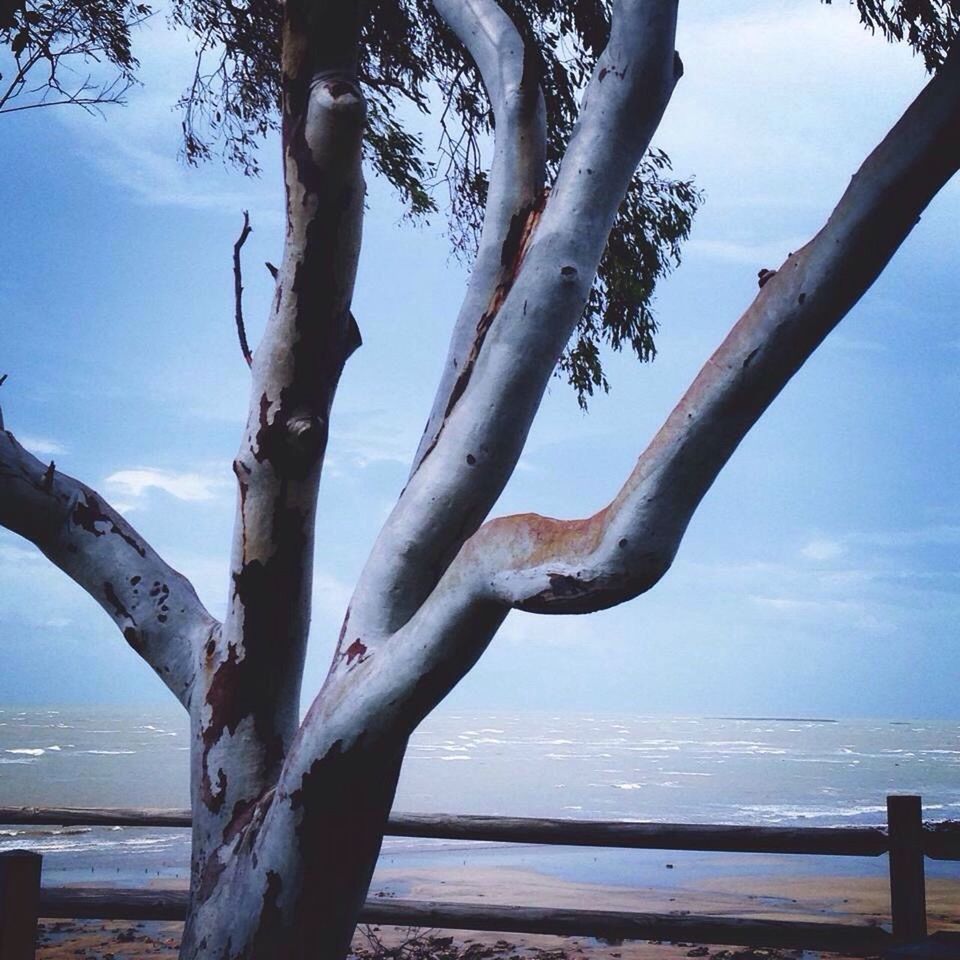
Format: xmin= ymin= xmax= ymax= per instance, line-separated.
xmin=1 ymin=3 xmax=958 ymax=719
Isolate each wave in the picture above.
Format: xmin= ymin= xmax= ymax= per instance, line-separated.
xmin=738 ymin=803 xmax=889 ymax=822
xmin=0 ymin=828 xmax=92 ymax=838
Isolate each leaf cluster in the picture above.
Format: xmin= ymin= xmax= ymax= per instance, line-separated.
xmin=169 ymin=0 xmax=279 ymax=175
xmin=170 ymin=0 xmax=700 ymax=406
xmin=0 ymin=0 xmax=149 ymax=114
xmin=9 ymin=1 xmax=956 ymax=404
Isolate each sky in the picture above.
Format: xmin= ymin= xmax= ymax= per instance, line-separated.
xmin=0 ymin=2 xmax=958 ymax=720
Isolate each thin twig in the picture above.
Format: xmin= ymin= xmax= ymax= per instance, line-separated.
xmin=233 ymin=210 xmax=254 ymax=368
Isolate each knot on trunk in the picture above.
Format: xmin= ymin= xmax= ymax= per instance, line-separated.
xmin=306 ymin=72 xmax=366 ymax=140
xmin=254 ymin=394 xmax=327 ymax=477
xmin=287 ymin=413 xmax=325 ymax=459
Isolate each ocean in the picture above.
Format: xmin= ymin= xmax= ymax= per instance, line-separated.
xmin=1 ymin=707 xmax=958 ymax=890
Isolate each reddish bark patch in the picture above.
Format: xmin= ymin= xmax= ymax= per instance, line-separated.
xmin=222 ymin=787 xmax=273 ymax=846
xmin=344 ymin=637 xmax=367 ymax=665
xmin=200 ymin=501 xmax=308 ymax=811
xmin=419 ymin=188 xmax=550 ymax=469
xmin=195 ymin=849 xmax=228 ymax=903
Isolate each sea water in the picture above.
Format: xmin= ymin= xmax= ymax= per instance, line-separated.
xmin=1 ymin=707 xmax=958 ymax=888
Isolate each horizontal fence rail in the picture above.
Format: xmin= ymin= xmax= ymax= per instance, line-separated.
xmin=2 ymin=805 xmax=958 ymax=858
xmin=2 ymin=796 xmax=959 ymax=959
xmin=34 ymin=887 xmax=895 ymax=956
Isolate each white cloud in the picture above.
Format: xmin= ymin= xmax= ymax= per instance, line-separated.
xmin=105 ymin=467 xmax=230 ymax=503
xmin=748 ymin=594 xmax=897 ymax=635
xmin=688 ymin=237 xmax=805 ymax=268
xmin=18 ymin=435 xmax=68 ymax=457
xmin=801 ymin=539 xmax=845 ymax=562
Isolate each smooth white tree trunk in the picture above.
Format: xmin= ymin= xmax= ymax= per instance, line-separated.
xmin=0 ymin=2 xmax=958 ymax=958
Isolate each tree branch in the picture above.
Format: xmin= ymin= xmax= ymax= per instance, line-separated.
xmin=0 ymin=427 xmax=217 ymax=708
xmin=233 ymin=210 xmax=254 ymax=368
xmin=396 ymin=35 xmax=960 ymax=653
xmin=409 ymin=0 xmax=548 ymax=474
xmin=345 ymin=0 xmax=682 ymax=644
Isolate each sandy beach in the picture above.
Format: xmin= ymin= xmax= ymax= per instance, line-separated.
xmin=32 ymin=863 xmax=960 ymax=959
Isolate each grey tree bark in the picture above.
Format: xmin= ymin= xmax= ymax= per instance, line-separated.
xmin=0 ymin=1 xmax=958 ymax=958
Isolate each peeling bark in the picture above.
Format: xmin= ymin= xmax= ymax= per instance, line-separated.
xmin=181 ymin=2 xmax=368 ymax=955
xmin=410 ymin=0 xmax=548 ymax=475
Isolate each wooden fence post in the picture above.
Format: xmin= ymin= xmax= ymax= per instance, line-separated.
xmin=887 ymin=794 xmax=927 ymax=943
xmin=0 ymin=850 xmax=42 ymax=960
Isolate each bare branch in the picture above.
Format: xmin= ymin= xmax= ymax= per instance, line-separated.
xmin=0 ymin=427 xmax=218 ymax=708
xmin=233 ymin=209 xmax=254 ymax=368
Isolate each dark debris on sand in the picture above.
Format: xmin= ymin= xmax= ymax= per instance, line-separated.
xmin=349 ymin=928 xmax=818 ymax=960
xmin=37 ymin=921 xmax=868 ymax=960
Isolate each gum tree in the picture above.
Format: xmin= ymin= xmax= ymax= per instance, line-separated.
xmin=1 ymin=1 xmax=958 ymax=957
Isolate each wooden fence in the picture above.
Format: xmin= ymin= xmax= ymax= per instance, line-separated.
xmin=1 ymin=794 xmax=958 ymax=959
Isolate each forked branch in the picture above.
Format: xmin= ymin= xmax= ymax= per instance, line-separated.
xmin=398 ymin=37 xmax=960 ymax=664
xmin=346 ymin=0 xmax=683 ymax=643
